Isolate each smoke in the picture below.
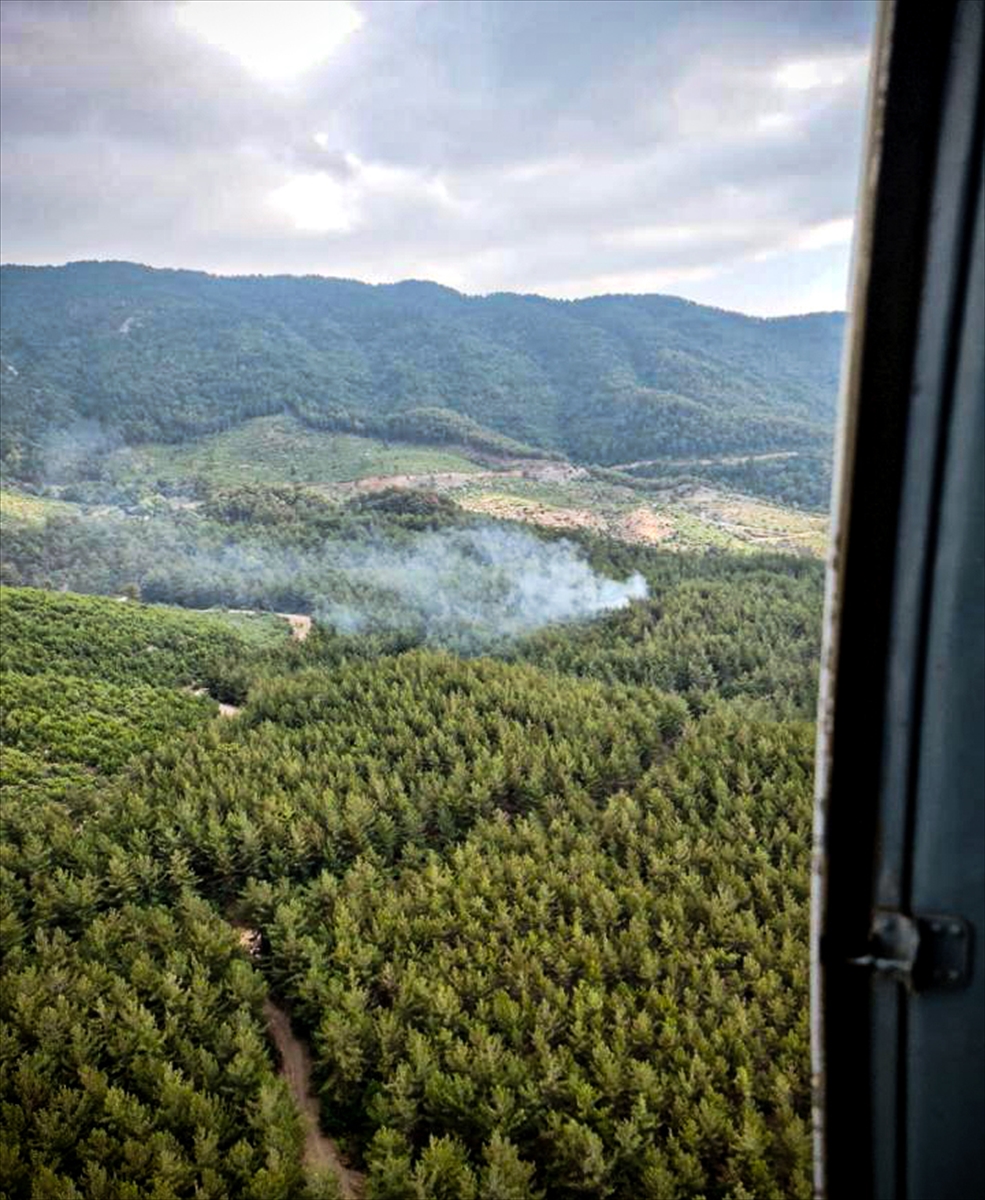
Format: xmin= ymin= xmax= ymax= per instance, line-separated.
xmin=313 ymin=526 xmax=648 ymax=644
xmin=3 ymin=505 xmax=647 ymax=648
xmin=40 ymin=420 xmax=123 ymax=482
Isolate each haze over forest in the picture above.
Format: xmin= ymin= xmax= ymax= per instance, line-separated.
xmin=0 ymin=2 xmax=875 ymax=1196
xmin=0 ymin=261 xmax=843 ymax=479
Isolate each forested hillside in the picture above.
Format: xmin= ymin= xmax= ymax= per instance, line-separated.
xmin=0 ymin=262 xmax=842 ymax=481
xmin=2 ymin=508 xmax=822 ymax=1197
xmin=0 ymin=258 xmax=834 ymax=1197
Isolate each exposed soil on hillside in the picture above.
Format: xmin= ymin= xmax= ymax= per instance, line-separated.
xmin=458 ymin=493 xmax=605 ymax=533
xmin=330 ymin=458 xmax=589 ymax=497
xmin=617 ymin=507 xmax=675 ymax=544
xmin=278 ymin=613 xmax=312 ymax=642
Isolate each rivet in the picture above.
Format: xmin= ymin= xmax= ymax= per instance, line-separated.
xmin=946 ymin=970 xmax=960 ymax=982
xmin=930 ymin=921 xmax=942 ymax=933
xmin=950 ymin=924 xmax=964 ymax=937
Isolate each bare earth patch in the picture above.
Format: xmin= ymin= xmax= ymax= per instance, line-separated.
xmin=327 ymin=458 xmax=589 ymax=498
xmin=459 ymin=492 xmax=606 ymax=533
xmin=278 ymin=613 xmax=312 ymax=642
xmin=679 ymin=490 xmax=828 ymax=555
xmin=184 ymin=686 xmax=242 ymax=718
xmin=617 ymin=507 xmax=675 ymax=544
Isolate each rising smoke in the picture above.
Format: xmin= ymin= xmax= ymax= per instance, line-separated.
xmin=313 ymin=525 xmax=648 ymax=643
xmin=2 ymin=506 xmax=648 ymax=649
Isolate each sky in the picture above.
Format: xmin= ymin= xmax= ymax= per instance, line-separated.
xmin=0 ymin=0 xmax=876 ymax=316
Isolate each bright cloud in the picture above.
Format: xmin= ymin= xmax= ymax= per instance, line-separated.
xmin=774 ymin=52 xmax=869 ymax=92
xmin=268 ymin=150 xmax=459 ymax=233
xmin=1 ymin=0 xmax=877 ymax=315
xmin=176 ymin=0 xmax=364 ymax=82
xmin=268 ymin=171 xmax=355 ymax=232
xmin=794 ymin=216 xmax=856 ymax=251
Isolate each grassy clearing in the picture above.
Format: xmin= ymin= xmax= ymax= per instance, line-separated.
xmin=104 ymin=414 xmax=486 ymax=487
xmin=461 ymin=474 xmax=639 ymax=512
xmin=0 ymin=488 xmax=78 ymax=523
xmin=678 ymin=491 xmax=829 ymax=556
xmin=185 ymin=608 xmax=293 ymax=650
xmin=456 ymin=475 xmax=827 ymax=556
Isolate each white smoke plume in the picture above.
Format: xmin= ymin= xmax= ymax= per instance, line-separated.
xmin=5 ymin=503 xmax=648 ymax=648
xmin=313 ymin=525 xmax=647 ymax=643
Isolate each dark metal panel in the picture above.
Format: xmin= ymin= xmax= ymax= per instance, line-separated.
xmin=906 ymin=166 xmax=985 ymax=1199
xmin=815 ymin=0 xmax=984 ymax=1196
xmin=876 ymin=0 xmax=985 ymax=918
xmin=813 ymin=2 xmax=961 ymax=1194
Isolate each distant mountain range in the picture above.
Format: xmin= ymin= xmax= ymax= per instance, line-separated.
xmin=0 ymin=261 xmax=844 ymax=480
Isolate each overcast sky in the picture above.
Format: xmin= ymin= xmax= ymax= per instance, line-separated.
xmin=0 ymin=0 xmax=876 ymax=315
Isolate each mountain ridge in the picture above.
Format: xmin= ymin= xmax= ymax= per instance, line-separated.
xmin=0 ymin=260 xmax=844 ymax=481
xmin=1 ymin=258 xmax=846 ymax=319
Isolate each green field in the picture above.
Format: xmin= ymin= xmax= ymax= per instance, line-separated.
xmin=457 ymin=474 xmax=829 ymax=557
xmin=104 ymin=414 xmax=486 ymax=487
xmin=184 ymin=607 xmax=294 ymax=650
xmin=0 ymin=487 xmax=78 ymax=523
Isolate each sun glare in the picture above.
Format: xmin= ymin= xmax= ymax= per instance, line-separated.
xmin=177 ymin=0 xmax=364 ymax=81
xmin=268 ymin=172 xmax=356 ymax=232
xmin=773 ymin=52 xmax=867 ymax=92
xmin=795 ymin=216 xmax=855 ymax=251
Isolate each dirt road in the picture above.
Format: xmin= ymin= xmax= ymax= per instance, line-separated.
xmin=263 ymin=999 xmax=365 ymax=1198
xmin=609 ymin=450 xmax=802 ymax=471
xmin=185 ymin=686 xmax=241 ymax=718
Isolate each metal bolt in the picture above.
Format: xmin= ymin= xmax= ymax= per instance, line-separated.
xmin=947 ymin=970 xmax=960 ymax=982
xmin=950 ymin=923 xmax=964 ymax=936
xmin=930 ymin=921 xmax=942 ymax=933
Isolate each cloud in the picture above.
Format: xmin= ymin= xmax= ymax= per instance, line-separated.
xmin=176 ymin=0 xmax=365 ymax=83
xmin=0 ymin=0 xmax=876 ymax=314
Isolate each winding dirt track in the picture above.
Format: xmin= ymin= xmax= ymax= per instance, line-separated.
xmin=263 ymin=1000 xmax=366 ymax=1198
xmin=608 ymin=450 xmax=802 ymax=471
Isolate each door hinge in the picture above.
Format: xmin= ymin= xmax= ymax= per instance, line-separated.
xmin=846 ymin=910 xmax=972 ymax=991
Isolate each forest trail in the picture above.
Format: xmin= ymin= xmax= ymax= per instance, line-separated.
xmin=277 ymin=613 xmax=312 ymax=641
xmin=185 ymin=686 xmax=241 ymax=718
xmin=262 ymin=999 xmax=366 ymax=1198
xmin=609 ymin=449 xmax=803 ymax=471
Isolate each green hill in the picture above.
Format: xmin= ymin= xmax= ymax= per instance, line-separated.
xmin=0 ymin=261 xmax=843 ymax=481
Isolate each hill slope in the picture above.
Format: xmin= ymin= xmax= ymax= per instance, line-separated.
xmin=0 ymin=261 xmax=843 ymax=480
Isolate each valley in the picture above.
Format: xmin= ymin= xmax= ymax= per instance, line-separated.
xmin=0 ymin=262 xmax=835 ymax=1198
xmin=1 ymin=408 xmax=829 ymax=563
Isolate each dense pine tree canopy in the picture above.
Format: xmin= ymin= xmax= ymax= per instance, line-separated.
xmin=0 ymin=264 xmax=834 ymax=1196
xmin=1 ymin=517 xmax=822 ymax=1197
